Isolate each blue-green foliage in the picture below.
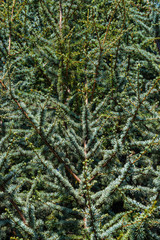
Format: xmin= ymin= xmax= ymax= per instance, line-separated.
xmin=0 ymin=0 xmax=160 ymax=239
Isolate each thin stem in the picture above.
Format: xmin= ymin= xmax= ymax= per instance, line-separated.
xmin=102 ymin=0 xmax=121 ymax=47
xmin=59 ymin=0 xmax=62 ymax=37
xmin=8 ymin=0 xmax=16 ymax=55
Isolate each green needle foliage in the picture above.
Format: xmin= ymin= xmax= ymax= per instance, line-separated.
xmin=0 ymin=0 xmax=160 ymax=239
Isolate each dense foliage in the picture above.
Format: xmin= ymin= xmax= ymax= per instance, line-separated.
xmin=0 ymin=0 xmax=160 ymax=239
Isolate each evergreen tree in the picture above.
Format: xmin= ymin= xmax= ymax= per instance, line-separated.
xmin=0 ymin=0 xmax=160 ymax=239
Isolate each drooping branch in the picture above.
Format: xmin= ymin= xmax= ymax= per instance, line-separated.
xmin=0 ymin=81 xmax=81 ymax=183
xmin=0 ymin=185 xmax=28 ymax=226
